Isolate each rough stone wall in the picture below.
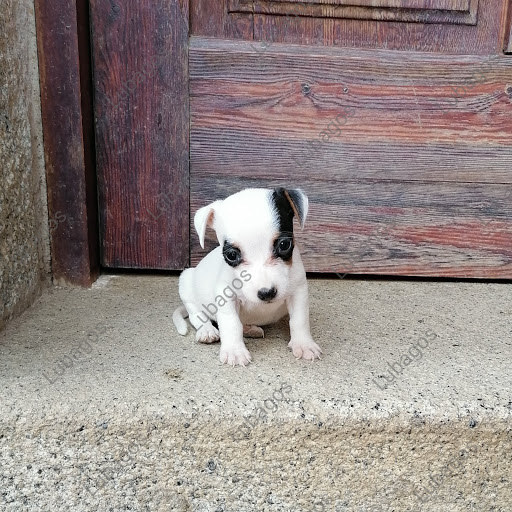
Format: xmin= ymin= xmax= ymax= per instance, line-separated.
xmin=0 ymin=0 xmax=50 ymax=330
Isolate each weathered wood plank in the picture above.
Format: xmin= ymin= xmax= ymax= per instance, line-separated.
xmin=35 ymin=0 xmax=99 ymax=286
xmin=90 ymin=0 xmax=189 ymax=269
xmin=191 ymin=132 xmax=512 ymax=184
xmin=190 ymin=176 xmax=512 ymax=278
xmin=190 ymin=39 xmax=512 ymax=183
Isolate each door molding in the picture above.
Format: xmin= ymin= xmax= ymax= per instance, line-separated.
xmin=229 ymin=0 xmax=479 ymax=24
xmin=505 ymin=1 xmax=512 ymax=53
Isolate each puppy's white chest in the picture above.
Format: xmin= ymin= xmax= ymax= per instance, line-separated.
xmin=238 ymin=299 xmax=288 ymax=327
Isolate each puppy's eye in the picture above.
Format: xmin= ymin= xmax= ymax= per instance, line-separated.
xmin=225 ymin=249 xmax=239 ymax=262
xmin=223 ymin=244 xmax=242 ymax=267
xmin=278 ymin=239 xmax=292 ymax=253
xmin=274 ymin=237 xmax=294 ymax=260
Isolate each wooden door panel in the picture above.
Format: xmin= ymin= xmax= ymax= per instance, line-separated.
xmin=250 ymin=0 xmax=503 ymax=53
xmin=231 ymin=0 xmax=478 ymax=24
xmin=90 ymin=0 xmax=189 ymax=269
xmin=190 ymin=37 xmax=512 ymax=277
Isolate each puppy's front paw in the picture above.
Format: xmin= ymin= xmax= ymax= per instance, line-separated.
xmin=196 ymin=324 xmax=220 ymax=344
xmin=219 ymin=345 xmax=252 ymax=367
xmin=288 ymin=338 xmax=322 ymax=361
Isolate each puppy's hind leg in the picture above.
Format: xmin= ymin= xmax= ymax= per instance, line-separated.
xmin=243 ymin=325 xmax=265 ymax=338
xmin=184 ymin=302 xmax=220 ymax=344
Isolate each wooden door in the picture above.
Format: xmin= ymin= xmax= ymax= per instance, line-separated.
xmin=91 ymin=0 xmax=512 ymax=277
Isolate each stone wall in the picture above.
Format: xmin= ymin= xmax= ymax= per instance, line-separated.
xmin=0 ymin=0 xmax=50 ymax=330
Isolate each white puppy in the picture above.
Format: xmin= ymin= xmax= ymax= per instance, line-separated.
xmin=172 ymin=187 xmax=322 ymax=366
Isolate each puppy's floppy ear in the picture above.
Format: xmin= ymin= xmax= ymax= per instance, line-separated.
xmin=194 ymin=200 xmax=222 ymax=249
xmin=282 ymin=188 xmax=309 ymax=230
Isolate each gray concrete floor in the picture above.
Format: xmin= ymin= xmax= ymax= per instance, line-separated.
xmin=1 ymin=274 xmax=511 ymax=511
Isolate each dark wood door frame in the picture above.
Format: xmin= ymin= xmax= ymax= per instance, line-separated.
xmin=35 ymin=0 xmax=100 ymax=286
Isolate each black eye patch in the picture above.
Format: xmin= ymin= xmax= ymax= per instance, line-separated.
xmin=273 ymin=236 xmax=294 ymax=261
xmin=223 ymin=241 xmax=242 ymax=267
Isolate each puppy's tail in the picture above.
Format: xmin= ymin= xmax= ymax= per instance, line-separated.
xmin=172 ymin=305 xmax=189 ymax=335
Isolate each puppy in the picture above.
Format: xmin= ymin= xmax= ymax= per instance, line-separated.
xmin=172 ymin=187 xmax=322 ymax=366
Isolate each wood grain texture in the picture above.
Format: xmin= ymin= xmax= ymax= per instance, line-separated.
xmin=190 ymin=176 xmax=512 ymax=277
xmin=90 ymin=0 xmax=189 ymax=269
xmin=193 ymin=0 xmax=253 ymax=39
xmin=251 ymin=0 xmax=503 ymax=54
xmin=35 ymin=0 xmax=99 ymax=286
xmin=195 ymin=1 xmax=505 ymax=53
xmin=190 ymin=38 xmax=512 ymax=277
xmin=269 ymin=0 xmax=470 ymax=7
xmin=234 ymin=0 xmax=478 ymax=25
xmin=190 ymin=38 xmax=512 ymax=181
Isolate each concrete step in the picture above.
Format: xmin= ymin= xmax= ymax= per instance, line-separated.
xmin=1 ymin=275 xmax=511 ymax=511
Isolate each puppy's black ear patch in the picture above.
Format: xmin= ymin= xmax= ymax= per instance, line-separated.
xmin=271 ymin=187 xmax=309 ymax=232
xmin=271 ymin=188 xmax=294 ymax=236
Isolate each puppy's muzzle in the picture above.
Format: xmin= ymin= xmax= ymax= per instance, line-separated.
xmin=257 ymin=287 xmax=277 ymax=302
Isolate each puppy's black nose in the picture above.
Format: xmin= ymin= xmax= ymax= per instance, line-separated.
xmin=257 ymin=287 xmax=277 ymax=302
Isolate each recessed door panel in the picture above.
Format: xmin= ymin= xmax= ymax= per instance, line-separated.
xmin=230 ymin=0 xmax=479 ymax=24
